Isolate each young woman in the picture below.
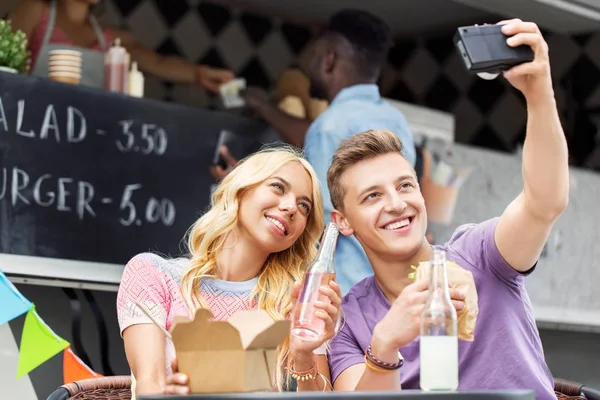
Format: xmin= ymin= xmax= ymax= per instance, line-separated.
xmin=117 ymin=147 xmax=341 ymax=396
xmin=9 ymin=0 xmax=234 ymax=90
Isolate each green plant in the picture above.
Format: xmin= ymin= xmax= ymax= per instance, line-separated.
xmin=0 ymin=19 xmax=30 ymax=74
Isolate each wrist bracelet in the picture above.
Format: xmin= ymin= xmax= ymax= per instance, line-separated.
xmin=365 ymin=344 xmax=403 ymax=370
xmin=288 ymin=358 xmax=318 ymax=381
xmin=364 ymin=355 xmax=397 ymax=374
xmin=318 ymin=373 xmax=330 ymax=391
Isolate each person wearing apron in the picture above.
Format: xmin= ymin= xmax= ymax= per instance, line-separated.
xmin=10 ymin=0 xmax=235 ymax=92
xmin=30 ymin=0 xmax=108 ymax=88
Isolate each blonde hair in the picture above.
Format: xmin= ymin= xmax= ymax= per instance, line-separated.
xmin=181 ymin=146 xmax=324 ymax=390
xmin=327 ymin=129 xmax=405 ymax=210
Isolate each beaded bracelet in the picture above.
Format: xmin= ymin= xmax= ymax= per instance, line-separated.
xmin=365 ymin=344 xmax=403 ymax=370
xmin=288 ymin=361 xmax=318 ymax=381
xmin=364 ymin=354 xmax=397 ymax=374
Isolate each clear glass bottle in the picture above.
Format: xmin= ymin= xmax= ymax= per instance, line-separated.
xmin=420 ymin=249 xmax=459 ymax=391
xmin=291 ymin=222 xmax=339 ymax=341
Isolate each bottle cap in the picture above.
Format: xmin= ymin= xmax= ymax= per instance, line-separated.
xmin=105 ymin=37 xmax=127 ymax=63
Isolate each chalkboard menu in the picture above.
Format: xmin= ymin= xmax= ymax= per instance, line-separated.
xmin=0 ymin=72 xmax=277 ymax=265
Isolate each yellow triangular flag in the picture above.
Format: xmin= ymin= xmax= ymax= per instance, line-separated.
xmin=17 ymin=306 xmax=69 ymax=378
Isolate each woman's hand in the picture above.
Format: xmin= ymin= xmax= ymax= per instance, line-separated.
xmin=196 ymin=65 xmax=235 ymax=93
xmin=163 ymin=357 xmax=190 ymax=395
xmin=289 ymin=279 xmax=343 ymax=358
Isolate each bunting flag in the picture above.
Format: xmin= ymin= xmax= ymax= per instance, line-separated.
xmin=0 ymin=270 xmax=32 ymax=326
xmin=63 ymin=346 xmax=103 ymax=384
xmin=17 ymin=306 xmax=70 ymax=378
xmin=0 ymin=269 xmax=77 ymax=381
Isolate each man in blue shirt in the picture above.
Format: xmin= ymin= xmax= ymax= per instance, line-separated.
xmin=214 ymin=10 xmax=416 ymax=294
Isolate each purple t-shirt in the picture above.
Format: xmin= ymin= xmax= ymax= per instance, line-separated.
xmin=328 ymin=218 xmax=555 ymax=400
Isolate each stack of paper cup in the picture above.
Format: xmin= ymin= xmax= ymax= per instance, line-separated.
xmin=48 ymin=50 xmax=82 ymax=84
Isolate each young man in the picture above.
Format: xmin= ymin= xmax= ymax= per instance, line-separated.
xmin=239 ymin=9 xmax=416 ymax=294
xmin=326 ymin=19 xmax=568 ymax=400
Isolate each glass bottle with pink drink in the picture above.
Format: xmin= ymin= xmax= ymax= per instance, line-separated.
xmin=291 ymin=222 xmax=339 ymax=341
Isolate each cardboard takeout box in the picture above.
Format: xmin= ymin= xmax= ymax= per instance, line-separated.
xmin=171 ymin=308 xmax=290 ymax=393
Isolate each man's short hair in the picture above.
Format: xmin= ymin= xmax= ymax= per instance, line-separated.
xmin=326 ymin=9 xmax=393 ymax=79
xmin=327 ymin=129 xmax=405 ymax=210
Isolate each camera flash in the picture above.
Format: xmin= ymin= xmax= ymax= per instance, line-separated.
xmin=477 ymin=72 xmax=500 ymax=80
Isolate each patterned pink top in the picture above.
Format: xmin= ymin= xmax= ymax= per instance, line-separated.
xmin=117 ymin=253 xmax=259 ymax=377
xmin=28 ymin=6 xmax=113 ymax=71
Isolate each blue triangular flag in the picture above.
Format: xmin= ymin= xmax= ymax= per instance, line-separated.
xmin=0 ymin=269 xmax=32 ymax=326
